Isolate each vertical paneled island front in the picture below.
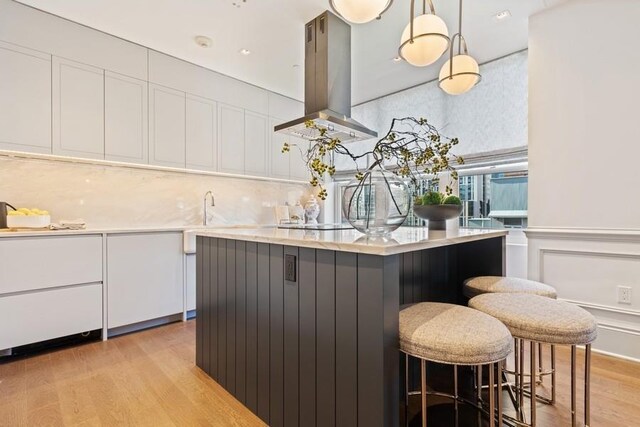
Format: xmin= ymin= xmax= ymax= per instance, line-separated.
xmin=195 ymin=227 xmax=507 ymax=427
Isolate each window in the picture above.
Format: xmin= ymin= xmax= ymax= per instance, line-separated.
xmin=458 ymin=170 xmax=528 ymax=229
xmin=335 ymin=165 xmax=528 ymax=229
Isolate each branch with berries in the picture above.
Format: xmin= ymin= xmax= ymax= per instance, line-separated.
xmin=281 ymin=117 xmax=463 ymax=200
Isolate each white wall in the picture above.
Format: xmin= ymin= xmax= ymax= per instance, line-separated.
xmin=528 ymin=0 xmax=640 ymax=360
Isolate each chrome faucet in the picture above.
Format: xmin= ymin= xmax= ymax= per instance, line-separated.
xmin=203 ymin=191 xmax=215 ymax=226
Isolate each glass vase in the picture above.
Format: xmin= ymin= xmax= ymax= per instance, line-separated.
xmin=342 ymin=166 xmax=410 ymax=235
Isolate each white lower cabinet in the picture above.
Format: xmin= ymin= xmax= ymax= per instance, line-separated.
xmin=186 ymin=254 xmax=196 ymax=312
xmin=0 ymin=235 xmax=103 ymax=351
xmin=0 ymin=284 xmax=102 ymax=350
xmin=107 ymin=232 xmax=184 ymax=329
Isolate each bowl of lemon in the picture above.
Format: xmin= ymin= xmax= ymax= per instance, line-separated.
xmin=7 ymin=208 xmax=51 ymax=229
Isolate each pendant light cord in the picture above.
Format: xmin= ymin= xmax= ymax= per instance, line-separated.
xmin=458 ymin=0 xmax=463 ymax=55
xmin=409 ymin=0 xmax=437 ymax=42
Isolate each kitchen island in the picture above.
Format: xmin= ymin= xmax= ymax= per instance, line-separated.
xmin=195 ymin=227 xmax=507 ymax=427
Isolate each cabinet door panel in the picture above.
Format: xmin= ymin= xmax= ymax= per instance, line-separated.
xmin=107 ymin=232 xmax=184 ymax=329
xmin=105 ymin=71 xmax=148 ymax=163
xmin=0 ymin=41 xmax=51 ymax=153
xmin=149 ymin=84 xmax=186 ymax=168
xmin=270 ymin=117 xmax=290 ymax=179
xmin=53 ymin=57 xmax=104 ymax=159
xmin=290 ymin=137 xmax=311 ymax=181
xmin=0 ymin=283 xmax=102 ymax=350
xmin=186 ymin=95 xmax=217 ymax=171
xmin=244 ymin=111 xmax=268 ymax=176
xmin=0 ymin=235 xmax=103 ymax=294
xmin=218 ymin=104 xmax=245 ymax=174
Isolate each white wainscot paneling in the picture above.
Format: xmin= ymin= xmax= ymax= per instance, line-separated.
xmin=527 ymin=229 xmax=640 ymax=361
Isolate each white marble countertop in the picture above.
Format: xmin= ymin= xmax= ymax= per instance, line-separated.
xmin=0 ymin=224 xmax=274 ymax=238
xmin=195 ymin=227 xmax=508 ymax=256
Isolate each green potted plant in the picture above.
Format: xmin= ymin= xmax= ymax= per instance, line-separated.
xmin=413 ymin=191 xmax=463 ymax=230
xmin=283 ymin=117 xmax=464 ymax=235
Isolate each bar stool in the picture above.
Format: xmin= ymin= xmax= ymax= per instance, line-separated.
xmin=464 ymin=276 xmax=558 ymax=404
xmin=469 ymin=293 xmax=597 ymax=427
xmin=399 ymin=302 xmax=513 ymax=426
xmin=463 ymin=276 xmax=557 ymax=300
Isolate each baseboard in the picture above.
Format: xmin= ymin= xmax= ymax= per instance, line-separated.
xmin=107 ymin=313 xmax=183 ymax=338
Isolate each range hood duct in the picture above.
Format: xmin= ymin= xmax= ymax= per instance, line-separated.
xmin=274 ymin=11 xmax=377 ymax=142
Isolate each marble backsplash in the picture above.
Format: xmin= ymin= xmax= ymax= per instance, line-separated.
xmin=0 ymin=156 xmax=312 ymax=228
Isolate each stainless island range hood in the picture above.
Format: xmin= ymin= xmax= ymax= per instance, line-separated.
xmin=274 ymin=11 xmax=377 ymax=142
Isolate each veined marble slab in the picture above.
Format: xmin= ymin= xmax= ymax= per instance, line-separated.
xmin=195 ymin=227 xmax=508 ymax=256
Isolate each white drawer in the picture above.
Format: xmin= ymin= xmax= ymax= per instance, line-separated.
xmin=0 ymin=235 xmax=103 ymax=294
xmin=0 ymin=283 xmax=102 ymax=350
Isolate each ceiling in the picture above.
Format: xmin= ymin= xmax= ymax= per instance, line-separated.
xmin=16 ymin=0 xmax=562 ymax=105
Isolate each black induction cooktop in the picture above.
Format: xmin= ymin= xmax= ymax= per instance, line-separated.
xmin=277 ymin=223 xmax=354 ymax=231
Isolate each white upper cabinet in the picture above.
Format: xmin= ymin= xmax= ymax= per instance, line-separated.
xmin=149 ymin=84 xmax=186 ymax=168
xmin=268 ymin=92 xmax=304 ymax=121
xmin=218 ymin=103 xmax=245 ymax=174
xmin=270 ymin=117 xmax=290 ymax=179
xmin=148 ymin=51 xmax=268 ymax=114
xmin=0 ymin=41 xmax=51 ymax=153
xmin=289 ymin=137 xmax=311 ymax=181
xmin=244 ymin=111 xmax=268 ymax=176
xmin=186 ymin=95 xmax=217 ymax=171
xmin=52 ymin=57 xmax=105 ymax=159
xmin=105 ymin=71 xmax=148 ymax=163
xmin=0 ymin=0 xmax=147 ymax=80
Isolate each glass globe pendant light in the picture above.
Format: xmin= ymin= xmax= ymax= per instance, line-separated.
xmin=398 ymin=0 xmax=450 ymax=67
xmin=329 ymin=0 xmax=393 ymax=24
xmin=439 ymin=0 xmax=481 ymax=95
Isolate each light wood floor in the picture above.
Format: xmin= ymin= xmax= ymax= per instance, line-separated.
xmin=1 ymin=320 xmax=638 ymax=426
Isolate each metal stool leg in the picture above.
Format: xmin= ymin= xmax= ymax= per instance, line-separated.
xmin=498 ymin=362 xmax=503 ymax=427
xmin=530 ymin=341 xmax=537 ymax=426
xmin=519 ymin=339 xmax=525 ymax=421
xmin=421 ymin=359 xmax=427 ymax=427
xmin=405 ymin=353 xmax=410 ymax=427
xmin=489 ymin=362 xmax=495 ymax=427
xmin=454 ymin=365 xmax=459 ymax=427
xmin=537 ymin=343 xmax=544 ymax=385
xmin=551 ymin=344 xmax=557 ymax=405
xmin=585 ymin=344 xmax=591 ymax=427
xmin=571 ymin=345 xmax=577 ymax=427
xmin=477 ymin=365 xmax=483 ymax=403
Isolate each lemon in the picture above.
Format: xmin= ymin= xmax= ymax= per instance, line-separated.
xmin=17 ymin=208 xmax=31 ymax=214
xmin=7 ymin=211 xmax=24 ymax=216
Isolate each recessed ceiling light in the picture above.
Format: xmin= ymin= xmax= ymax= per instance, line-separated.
xmin=393 ymin=56 xmax=403 ymax=62
xmin=239 ymin=48 xmax=251 ymax=55
xmin=194 ymin=35 xmax=212 ymax=48
xmin=494 ymin=10 xmax=511 ymax=21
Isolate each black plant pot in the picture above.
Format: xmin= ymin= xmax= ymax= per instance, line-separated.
xmin=413 ymin=204 xmax=463 ymax=230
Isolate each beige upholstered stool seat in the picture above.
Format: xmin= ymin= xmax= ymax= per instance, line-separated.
xmin=463 ymin=276 xmax=558 ymax=299
xmin=469 ymin=293 xmax=597 ymax=345
xmin=399 ymin=302 xmax=512 ymax=366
